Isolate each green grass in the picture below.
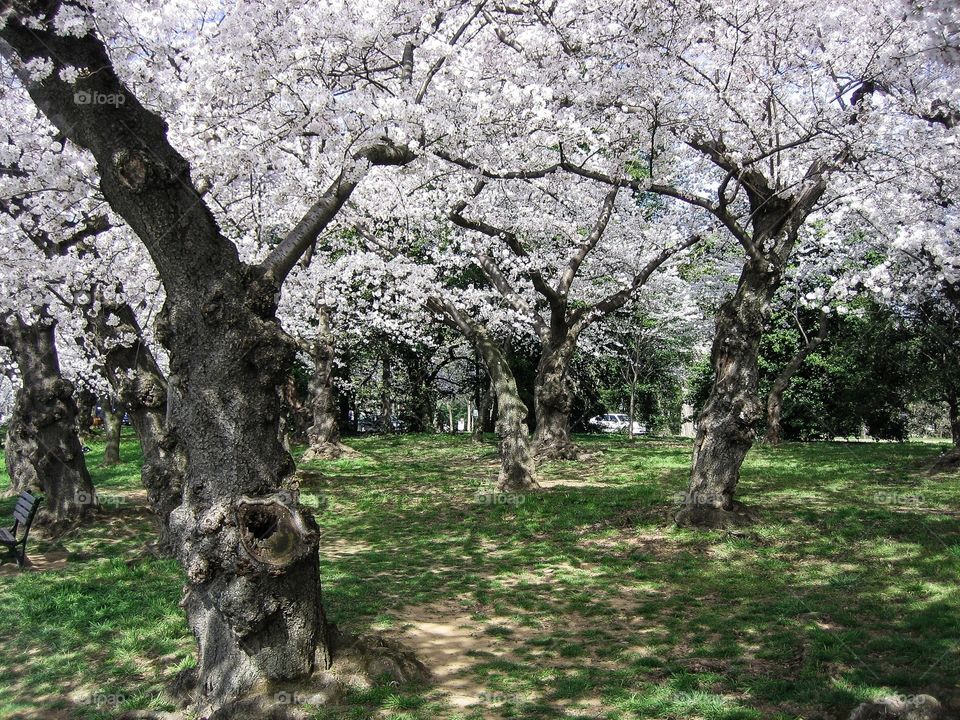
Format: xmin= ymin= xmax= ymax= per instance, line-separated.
xmin=1 ymin=430 xmax=958 ymax=719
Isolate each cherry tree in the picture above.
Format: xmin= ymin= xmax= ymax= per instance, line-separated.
xmin=0 ymin=0 xmax=489 ymax=712
xmin=415 ymin=0 xmax=952 ymax=525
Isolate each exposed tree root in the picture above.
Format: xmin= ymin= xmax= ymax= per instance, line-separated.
xmin=929 ymin=447 xmax=960 ymax=475
xmin=300 ymin=442 xmax=358 ymax=463
xmin=674 ymin=501 xmax=760 ymax=529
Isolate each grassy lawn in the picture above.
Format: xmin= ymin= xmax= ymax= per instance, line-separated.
xmin=0 ymin=431 xmax=958 ymax=719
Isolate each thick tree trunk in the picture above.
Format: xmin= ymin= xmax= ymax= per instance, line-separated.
xmin=85 ymin=295 xmax=184 ymax=553
xmin=160 ymin=282 xmax=331 ymax=712
xmin=0 ymin=314 xmax=99 ymax=523
xmin=473 ymin=335 xmax=539 ymax=491
xmin=75 ymin=387 xmax=95 ymax=442
xmin=764 ymin=312 xmax=828 ymax=446
xmin=301 ymin=309 xmax=353 ymax=461
xmin=675 ymin=261 xmax=781 ymax=528
xmin=532 ymin=336 xmax=578 ymax=460
xmin=1 ymin=8 xmax=418 ymax=712
xmin=101 ymin=398 xmax=123 ymax=466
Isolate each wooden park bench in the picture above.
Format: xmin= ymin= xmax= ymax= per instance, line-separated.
xmin=0 ymin=491 xmax=43 ymax=569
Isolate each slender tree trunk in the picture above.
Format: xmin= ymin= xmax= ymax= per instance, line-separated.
xmin=628 ymin=368 xmax=637 ymax=440
xmin=280 ymin=375 xmax=310 ymax=448
xmin=474 ymin=379 xmax=492 ymax=441
xmin=85 ymin=294 xmax=183 ymax=553
xmin=101 ymin=398 xmax=123 ymax=466
xmin=380 ymin=351 xmax=393 ymax=433
xmin=473 ymin=335 xmax=539 ymax=491
xmin=404 ymin=352 xmax=436 ymax=432
xmin=484 ymin=385 xmax=497 ymax=434
xmin=675 ymin=261 xmax=781 ymax=528
xmin=764 ymin=312 xmax=828 ymax=446
xmin=301 ymin=308 xmax=352 ymax=461
xmin=447 ymin=401 xmax=456 ymax=434
xmin=949 ymin=391 xmax=960 ymax=448
xmin=0 ymin=313 xmax=99 ymax=523
xmin=532 ymin=336 xmax=578 ymax=460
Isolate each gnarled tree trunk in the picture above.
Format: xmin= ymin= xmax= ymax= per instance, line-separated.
xmin=0 ymin=313 xmax=99 ymax=524
xmin=675 ymin=261 xmax=781 ymax=528
xmin=301 ymin=307 xmax=353 ymax=461
xmin=532 ymin=335 xmax=578 ymax=460
xmin=101 ymin=397 xmax=123 ymax=466
xmin=85 ymin=294 xmax=184 ymax=554
xmin=673 ymin=156 xmax=827 ymax=528
xmin=0 ymin=15 xmax=353 ymax=710
xmin=473 ymin=334 xmax=539 ymax=491
xmin=159 ymin=278 xmax=331 ymax=712
xmin=75 ymin=387 xmax=95 ymax=442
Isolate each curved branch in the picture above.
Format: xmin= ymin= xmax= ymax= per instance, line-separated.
xmin=259 ymin=140 xmax=414 ymax=283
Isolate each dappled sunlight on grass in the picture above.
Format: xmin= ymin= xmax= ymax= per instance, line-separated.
xmin=0 ymin=430 xmax=957 ymax=718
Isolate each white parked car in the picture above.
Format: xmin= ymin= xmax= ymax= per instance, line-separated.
xmin=590 ymin=413 xmax=647 ymax=435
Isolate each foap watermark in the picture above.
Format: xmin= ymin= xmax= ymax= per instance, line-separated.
xmin=474 ymin=485 xmax=525 ymax=507
xmin=275 ymin=488 xmax=330 ymax=511
xmin=673 ymin=489 xmax=724 ymax=507
xmin=274 ymin=690 xmax=328 ymax=705
xmin=81 ymin=692 xmax=127 ymax=707
xmin=75 ymin=490 xmax=99 ymax=505
xmin=478 ymin=690 xmax=522 ymax=704
xmin=872 ymin=490 xmax=925 ymax=507
xmin=74 ymin=89 xmax=125 ymax=106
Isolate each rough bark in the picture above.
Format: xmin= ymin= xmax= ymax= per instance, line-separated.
xmin=0 ymin=313 xmax=99 ymax=523
xmin=532 ymin=335 xmax=578 ymax=460
xmin=75 ymin=387 xmax=95 ymax=442
xmin=676 ymin=169 xmax=826 ymax=527
xmin=101 ymin=398 xmax=123 ymax=466
xmin=301 ymin=308 xmax=353 ymax=461
xmin=764 ymin=311 xmax=829 ymax=446
xmin=676 ymin=262 xmax=779 ymax=528
xmin=473 ymin=334 xmax=539 ymax=491
xmin=0 ymin=13 xmax=417 ymax=710
xmin=85 ymin=293 xmax=184 ymax=553
xmin=427 ymin=297 xmax=537 ymax=489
